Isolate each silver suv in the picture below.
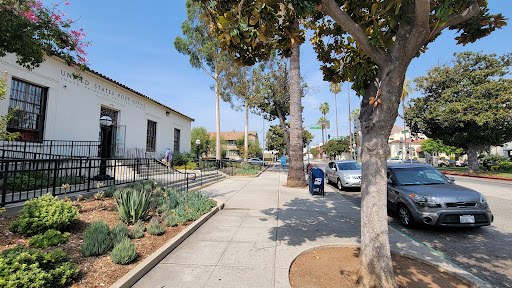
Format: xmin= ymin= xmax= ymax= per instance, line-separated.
xmin=325 ymin=160 xmax=362 ymax=190
xmin=387 ymin=164 xmax=493 ymax=228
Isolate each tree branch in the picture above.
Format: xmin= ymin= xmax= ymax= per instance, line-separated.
xmin=429 ymin=0 xmax=480 ymax=40
xmin=319 ymin=0 xmax=387 ymax=67
xmin=408 ymin=0 xmax=430 ymax=47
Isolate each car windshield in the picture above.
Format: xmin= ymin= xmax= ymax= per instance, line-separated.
xmin=393 ymin=167 xmax=449 ymax=185
xmin=337 ymin=162 xmax=361 ymax=170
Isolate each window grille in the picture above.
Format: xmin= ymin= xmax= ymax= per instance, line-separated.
xmin=146 ymin=120 xmax=157 ymax=152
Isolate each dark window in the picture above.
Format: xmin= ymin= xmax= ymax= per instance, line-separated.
xmin=7 ymin=78 xmax=48 ymax=140
xmin=173 ymin=128 xmax=180 ymax=152
xmin=146 ymin=120 xmax=157 ymax=152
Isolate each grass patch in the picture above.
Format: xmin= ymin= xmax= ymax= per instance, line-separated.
xmin=438 ymin=167 xmax=512 ymax=179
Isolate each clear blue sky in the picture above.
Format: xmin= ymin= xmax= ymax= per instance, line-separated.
xmin=63 ymin=0 xmax=512 ymax=148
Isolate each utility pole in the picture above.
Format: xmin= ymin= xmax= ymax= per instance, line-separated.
xmin=348 ymin=82 xmax=353 ymax=160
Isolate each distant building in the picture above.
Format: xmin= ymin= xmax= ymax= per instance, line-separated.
xmin=207 ymin=130 xmax=258 ymax=159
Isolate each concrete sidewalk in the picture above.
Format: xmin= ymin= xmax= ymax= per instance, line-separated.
xmin=133 ymin=170 xmax=491 ymax=288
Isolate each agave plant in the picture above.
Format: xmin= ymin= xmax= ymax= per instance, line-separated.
xmin=115 ymin=188 xmax=152 ymax=225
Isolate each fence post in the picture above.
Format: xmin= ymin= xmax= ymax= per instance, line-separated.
xmin=87 ymin=159 xmax=92 ymax=192
xmin=2 ymin=161 xmax=9 ymax=207
xmin=134 ymin=159 xmax=138 ymax=182
xmin=52 ymin=160 xmax=58 ymax=196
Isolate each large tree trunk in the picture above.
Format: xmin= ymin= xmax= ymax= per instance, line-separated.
xmin=467 ymin=144 xmax=481 ymax=173
xmin=287 ymin=20 xmax=306 ymax=187
xmin=215 ymin=63 xmax=221 ymax=160
xmin=357 ymin=69 xmax=402 ymax=288
xmin=244 ymin=99 xmax=249 ymax=162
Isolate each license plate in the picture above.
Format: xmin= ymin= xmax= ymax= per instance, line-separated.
xmin=459 ymin=215 xmax=475 ymax=224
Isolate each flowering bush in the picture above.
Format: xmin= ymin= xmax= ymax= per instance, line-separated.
xmin=0 ymin=0 xmax=90 ymax=69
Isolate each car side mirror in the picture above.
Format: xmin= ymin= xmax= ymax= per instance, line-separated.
xmin=332 ymin=167 xmax=337 ymax=171
xmin=387 ymin=179 xmax=394 ymax=185
xmin=449 ymin=177 xmax=455 ymax=183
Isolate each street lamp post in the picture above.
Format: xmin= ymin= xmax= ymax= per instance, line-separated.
xmin=93 ymin=116 xmax=114 ymax=181
xmin=195 ymin=139 xmax=201 ymax=168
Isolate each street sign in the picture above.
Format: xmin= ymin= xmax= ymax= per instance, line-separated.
xmin=331 ymin=137 xmax=341 ymax=140
xmin=309 ymin=126 xmax=321 ymax=129
xmin=402 ymin=130 xmax=409 ymax=133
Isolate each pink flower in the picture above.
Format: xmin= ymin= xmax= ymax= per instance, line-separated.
xmin=17 ymin=239 xmax=24 ymax=243
xmin=4 ymin=231 xmax=13 ymax=236
xmin=79 ymin=240 xmax=83 ymax=243
xmin=64 ymin=1 xmax=69 ymax=5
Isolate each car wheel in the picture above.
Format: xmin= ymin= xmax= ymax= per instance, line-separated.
xmin=398 ymin=204 xmax=415 ymax=228
xmin=337 ymin=178 xmax=343 ymax=190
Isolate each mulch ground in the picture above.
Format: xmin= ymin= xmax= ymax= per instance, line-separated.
xmin=289 ymin=246 xmax=472 ymax=288
xmin=0 ymin=198 xmax=191 ymax=288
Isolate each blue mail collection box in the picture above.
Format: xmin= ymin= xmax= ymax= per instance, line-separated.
xmin=308 ymin=167 xmax=325 ymax=196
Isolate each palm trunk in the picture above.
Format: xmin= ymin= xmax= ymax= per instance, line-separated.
xmin=335 ymin=92 xmax=339 ymax=137
xmin=348 ymin=84 xmax=352 ymax=160
xmin=286 ymin=19 xmax=306 ymax=187
xmin=215 ymin=62 xmax=221 ymax=160
xmin=357 ymin=69 xmax=400 ymax=288
xmin=244 ymin=99 xmax=249 ymax=162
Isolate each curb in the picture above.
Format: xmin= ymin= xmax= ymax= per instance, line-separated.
xmin=441 ymin=171 xmax=512 ymax=182
xmin=110 ymin=199 xmax=225 ymax=288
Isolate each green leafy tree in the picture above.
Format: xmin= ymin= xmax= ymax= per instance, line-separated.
xmin=191 ymin=127 xmax=211 ymax=157
xmin=408 ymin=52 xmax=512 ymax=172
xmin=174 ymin=0 xmax=225 ymax=160
xmin=0 ymin=0 xmax=90 ymax=69
xmin=192 ymin=0 xmax=505 ymax=286
xmin=420 ymin=139 xmax=464 ymax=157
xmin=266 ymin=124 xmax=313 ymax=155
xmin=235 ymin=136 xmax=262 ymax=158
xmin=324 ymin=137 xmax=350 ymax=158
xmin=309 ymin=147 xmax=320 ymax=158
xmin=219 ymin=59 xmax=268 ymax=162
xmin=209 ymin=135 xmax=227 ymax=158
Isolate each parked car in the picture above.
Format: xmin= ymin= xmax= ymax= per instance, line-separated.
xmin=248 ymin=158 xmax=268 ymax=166
xmin=402 ymin=159 xmax=421 ymax=164
xmin=325 ymin=160 xmax=362 ymax=190
xmin=456 ymin=160 xmax=467 ymax=167
xmin=439 ymin=159 xmax=456 ymax=167
xmin=387 ymin=163 xmax=493 ymax=228
xmin=387 ymin=158 xmax=403 ymax=163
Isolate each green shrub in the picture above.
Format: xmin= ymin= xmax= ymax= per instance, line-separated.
xmin=129 ymin=220 xmax=145 ymax=239
xmin=147 ymin=219 xmax=165 ymax=236
xmin=234 ymin=164 xmax=259 ymax=176
xmin=81 ymin=220 xmax=112 ymax=256
xmin=174 ymin=191 xmax=216 ymax=223
xmin=9 ymin=194 xmax=79 ymax=236
xmin=28 ymin=229 xmax=70 ymax=248
xmin=499 ymin=161 xmax=512 ymax=171
xmin=104 ymin=185 xmax=116 ymax=198
xmin=115 ymin=188 xmax=152 ymax=224
xmin=163 ymin=213 xmax=178 ymax=227
xmin=0 ymin=245 xmax=79 ymax=288
xmin=110 ymin=222 xmax=130 ymax=244
xmin=6 ymin=171 xmax=82 ymax=192
xmin=110 ymin=238 xmax=137 ymax=265
xmin=172 ymin=151 xmax=195 ymax=166
xmin=479 ymin=154 xmax=509 ymax=163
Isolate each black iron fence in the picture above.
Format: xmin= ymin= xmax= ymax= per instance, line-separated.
xmin=197 ymin=159 xmax=265 ymax=176
xmin=0 ymin=140 xmax=100 ymax=160
xmin=0 ymin=158 xmax=201 ymax=206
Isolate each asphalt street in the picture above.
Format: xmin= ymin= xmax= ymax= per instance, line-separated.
xmin=311 ymin=161 xmax=512 ymax=288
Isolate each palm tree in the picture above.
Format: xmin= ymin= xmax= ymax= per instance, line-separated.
xmin=317 ymin=115 xmax=330 ymax=158
xmin=350 ymin=108 xmax=360 ymax=159
xmin=319 ymin=102 xmax=330 ymax=154
xmin=329 ymin=83 xmax=342 ymax=137
xmin=401 ymin=78 xmax=413 ymax=159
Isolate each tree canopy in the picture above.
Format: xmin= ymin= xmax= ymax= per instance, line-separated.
xmin=407 ymin=51 xmax=512 ymax=172
xmin=191 ymin=127 xmax=212 ymax=156
xmin=0 ymin=0 xmax=90 ymax=69
xmin=420 ymin=139 xmax=463 ymax=156
xmin=266 ymin=124 xmax=313 ymax=155
xmin=324 ymin=137 xmax=350 ymax=158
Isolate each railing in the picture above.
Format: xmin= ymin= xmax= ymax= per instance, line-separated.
xmin=0 ymin=158 xmax=197 ymax=206
xmin=0 ymin=140 xmax=100 ymax=160
xmin=196 ymin=159 xmax=264 ymax=176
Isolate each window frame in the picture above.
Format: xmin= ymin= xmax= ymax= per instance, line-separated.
xmin=173 ymin=128 xmax=180 ymax=152
xmin=146 ymin=120 xmax=157 ymax=152
xmin=7 ymin=78 xmax=48 ymax=141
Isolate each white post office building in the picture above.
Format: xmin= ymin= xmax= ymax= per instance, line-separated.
xmin=0 ymin=54 xmax=194 ymax=158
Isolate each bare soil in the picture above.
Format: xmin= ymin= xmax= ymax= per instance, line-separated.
xmin=0 ymin=198 xmax=191 ymax=288
xmin=289 ymin=246 xmax=472 ymax=288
